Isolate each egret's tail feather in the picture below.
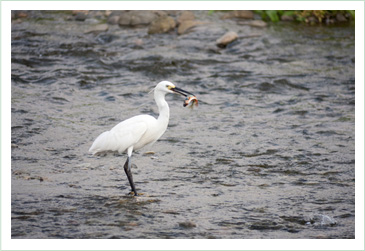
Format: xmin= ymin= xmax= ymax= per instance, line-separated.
xmin=89 ymin=130 xmax=121 ymax=155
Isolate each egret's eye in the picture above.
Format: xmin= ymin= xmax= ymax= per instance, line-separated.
xmin=167 ymin=85 xmax=173 ymax=90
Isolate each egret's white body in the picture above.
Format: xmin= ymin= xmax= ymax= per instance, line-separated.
xmin=89 ymin=114 xmax=167 ymax=155
xmin=89 ymin=81 xmax=195 ymax=196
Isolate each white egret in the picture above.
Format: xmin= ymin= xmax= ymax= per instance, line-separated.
xmin=89 ymin=81 xmax=196 ymax=196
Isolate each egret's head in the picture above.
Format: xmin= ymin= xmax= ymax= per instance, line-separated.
xmin=155 ymin=81 xmax=176 ymax=94
xmin=155 ymin=81 xmax=195 ymax=97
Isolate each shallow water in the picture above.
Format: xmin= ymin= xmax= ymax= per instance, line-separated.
xmin=11 ymin=11 xmax=355 ymax=239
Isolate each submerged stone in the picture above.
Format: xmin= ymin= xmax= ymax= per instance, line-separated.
xmin=178 ymin=20 xmax=205 ymax=35
xmin=179 ymin=221 xmax=197 ymax=228
xmin=85 ymin=24 xmax=109 ymax=34
xmin=221 ymin=10 xmax=254 ymax=20
xmin=119 ymin=11 xmax=157 ymax=27
xmin=249 ymin=20 xmax=267 ymax=28
xmin=216 ymin=31 xmax=238 ymax=48
xmin=177 ymin=10 xmax=195 ymax=24
xmin=148 ymin=16 xmax=176 ymax=34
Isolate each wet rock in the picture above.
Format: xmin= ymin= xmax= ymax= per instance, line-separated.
xmin=249 ymin=20 xmax=267 ymax=28
xmin=13 ymin=170 xmax=29 ymax=176
xmin=72 ymin=10 xmax=89 ymax=15
xmin=177 ymin=10 xmax=195 ymax=24
xmin=107 ymin=15 xmax=120 ymax=25
xmin=18 ymin=11 xmax=28 ymax=18
xmin=305 ymin=214 xmax=337 ymax=226
xmin=221 ymin=10 xmax=254 ymax=20
xmin=216 ymin=31 xmax=238 ymax=48
xmin=12 ymin=11 xmax=28 ymax=20
xmin=207 ymin=45 xmax=222 ymax=54
xmin=24 ymin=176 xmax=46 ymax=182
xmin=134 ymin=39 xmax=144 ymax=47
xmin=85 ymin=24 xmax=109 ymax=34
xmin=336 ymin=13 xmax=347 ymax=22
xmin=148 ymin=16 xmax=176 ymax=34
xmin=107 ymin=11 xmax=127 ymax=25
xmin=178 ymin=20 xmax=205 ymax=35
xmin=74 ymin=11 xmax=88 ymax=22
xmin=119 ymin=11 xmax=157 ymax=27
xmin=153 ymin=10 xmax=168 ymax=18
xmin=179 ymin=221 xmax=196 ymax=229
xmin=75 ymin=163 xmax=91 ymax=170
xmin=281 ymin=15 xmax=294 ymax=21
xmin=165 ymin=10 xmax=179 ymax=16
xmin=143 ymin=151 xmax=155 ymax=155
xmin=249 ymin=221 xmax=282 ymax=230
xmin=97 ymin=34 xmax=116 ymax=44
xmin=307 ymin=16 xmax=317 ymax=24
xmin=325 ymin=18 xmax=336 ymax=25
xmin=90 ymin=11 xmax=107 ymax=19
xmin=163 ymin=210 xmax=179 ymax=215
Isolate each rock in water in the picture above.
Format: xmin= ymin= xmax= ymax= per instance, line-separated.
xmin=119 ymin=11 xmax=157 ymax=27
xmin=305 ymin=214 xmax=337 ymax=226
xmin=221 ymin=10 xmax=254 ymax=20
xmin=85 ymin=24 xmax=109 ymax=34
xmin=148 ymin=16 xmax=176 ymax=34
xmin=336 ymin=13 xmax=347 ymax=22
xmin=177 ymin=10 xmax=195 ymax=24
xmin=178 ymin=221 xmax=197 ymax=228
xmin=75 ymin=12 xmax=88 ymax=21
xmin=178 ymin=20 xmax=205 ymax=35
xmin=249 ymin=20 xmax=267 ymax=28
xmin=107 ymin=15 xmax=120 ymax=25
xmin=216 ymin=31 xmax=238 ymax=48
xmin=281 ymin=15 xmax=294 ymax=21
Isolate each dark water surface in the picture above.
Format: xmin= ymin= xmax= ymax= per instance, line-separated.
xmin=11 ymin=11 xmax=355 ymax=239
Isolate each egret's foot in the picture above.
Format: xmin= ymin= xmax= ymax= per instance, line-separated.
xmin=128 ymin=191 xmax=144 ymax=196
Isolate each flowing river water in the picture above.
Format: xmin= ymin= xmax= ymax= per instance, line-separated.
xmin=11 ymin=11 xmax=355 ymax=239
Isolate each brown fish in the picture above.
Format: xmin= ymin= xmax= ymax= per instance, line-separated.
xmin=183 ymin=95 xmax=198 ymax=108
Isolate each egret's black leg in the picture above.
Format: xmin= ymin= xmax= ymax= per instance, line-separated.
xmin=123 ymin=157 xmax=138 ymax=196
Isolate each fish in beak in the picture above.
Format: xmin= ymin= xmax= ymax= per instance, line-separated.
xmin=171 ymin=87 xmax=198 ymax=108
xmin=184 ymin=95 xmax=198 ymax=108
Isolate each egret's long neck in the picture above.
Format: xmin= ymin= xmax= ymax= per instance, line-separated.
xmin=154 ymin=91 xmax=170 ymax=124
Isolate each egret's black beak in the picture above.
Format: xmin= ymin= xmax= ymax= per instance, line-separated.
xmin=171 ymin=87 xmax=195 ymax=97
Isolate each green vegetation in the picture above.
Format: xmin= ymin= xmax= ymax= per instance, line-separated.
xmin=254 ymin=10 xmax=354 ymax=24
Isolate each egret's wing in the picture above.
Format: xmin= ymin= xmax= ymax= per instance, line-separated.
xmin=89 ymin=116 xmax=149 ymax=155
